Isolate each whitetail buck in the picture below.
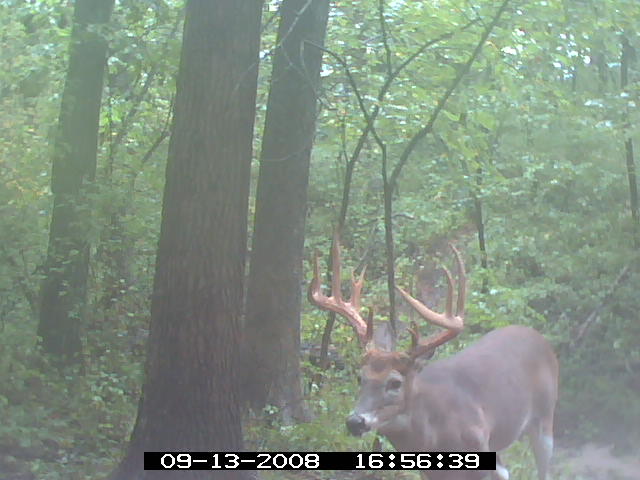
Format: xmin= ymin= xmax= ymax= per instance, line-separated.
xmin=309 ymin=237 xmax=558 ymax=480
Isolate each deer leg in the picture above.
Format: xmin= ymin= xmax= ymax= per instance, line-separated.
xmin=529 ymin=418 xmax=554 ymax=480
xmin=461 ymin=424 xmax=507 ymax=480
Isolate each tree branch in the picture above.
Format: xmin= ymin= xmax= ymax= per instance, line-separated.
xmin=389 ymin=0 xmax=511 ymax=188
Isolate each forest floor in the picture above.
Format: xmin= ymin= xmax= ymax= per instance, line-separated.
xmin=1 ymin=442 xmax=639 ymax=479
xmin=259 ymin=443 xmax=640 ymax=480
xmin=556 ymin=443 xmax=640 ymax=479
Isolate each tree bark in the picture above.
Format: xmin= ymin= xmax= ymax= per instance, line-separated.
xmin=38 ymin=0 xmax=114 ymax=362
xmin=243 ymin=0 xmax=330 ymax=422
xmin=110 ymin=1 xmax=263 ymax=479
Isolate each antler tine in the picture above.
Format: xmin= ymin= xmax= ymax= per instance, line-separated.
xmin=410 ymin=329 xmax=458 ymax=360
xmin=351 ymin=265 xmax=366 ymax=311
xmin=407 ymin=318 xmax=452 ymax=360
xmin=308 ymin=234 xmax=370 ymax=347
xmin=449 ymin=244 xmax=466 ymax=317
xmin=397 ymin=245 xmax=466 ymax=357
xmin=395 ymin=284 xmax=462 ymax=332
xmin=408 ymin=321 xmax=419 ymax=351
xmin=442 ymin=266 xmax=455 ymax=319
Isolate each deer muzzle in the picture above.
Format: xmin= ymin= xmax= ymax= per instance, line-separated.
xmin=346 ymin=413 xmax=370 ymax=436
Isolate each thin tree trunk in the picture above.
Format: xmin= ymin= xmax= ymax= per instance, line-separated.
xmin=457 ymin=154 xmax=488 ymax=292
xmin=243 ymin=0 xmax=330 ymax=422
xmin=621 ymin=36 xmax=639 ymax=248
xmin=38 ymin=0 xmax=114 ymax=362
xmin=111 ymin=1 xmax=263 ymax=478
xmin=473 ymin=166 xmax=488 ymax=292
xmin=380 ymin=143 xmax=397 ymax=330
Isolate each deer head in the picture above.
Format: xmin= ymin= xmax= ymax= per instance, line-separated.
xmin=308 ymin=232 xmax=465 ymax=437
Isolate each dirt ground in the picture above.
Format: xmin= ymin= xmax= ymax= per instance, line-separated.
xmin=557 ymin=443 xmax=640 ymax=479
xmin=260 ymin=443 xmax=640 ymax=480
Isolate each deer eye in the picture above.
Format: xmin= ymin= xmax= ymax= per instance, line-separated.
xmin=386 ymin=378 xmax=402 ymax=391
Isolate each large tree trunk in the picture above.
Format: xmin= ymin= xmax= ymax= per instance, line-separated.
xmin=110 ymin=1 xmax=263 ymax=479
xmin=243 ymin=0 xmax=330 ymax=422
xmin=38 ymin=0 xmax=114 ymax=362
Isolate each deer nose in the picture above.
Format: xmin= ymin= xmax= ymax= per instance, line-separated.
xmin=346 ymin=413 xmax=368 ymax=436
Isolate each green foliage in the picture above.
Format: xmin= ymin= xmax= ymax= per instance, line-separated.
xmin=1 ymin=0 xmax=640 ymax=478
xmin=0 ymin=320 xmax=143 ymax=479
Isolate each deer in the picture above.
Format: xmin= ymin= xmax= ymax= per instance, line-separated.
xmin=308 ymin=236 xmax=558 ymax=480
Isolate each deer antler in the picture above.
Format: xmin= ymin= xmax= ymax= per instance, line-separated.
xmin=397 ymin=244 xmax=466 ymax=359
xmin=308 ymin=232 xmax=370 ymax=346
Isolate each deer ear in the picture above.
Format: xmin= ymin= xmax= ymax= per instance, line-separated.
xmin=372 ymin=321 xmax=396 ymax=352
